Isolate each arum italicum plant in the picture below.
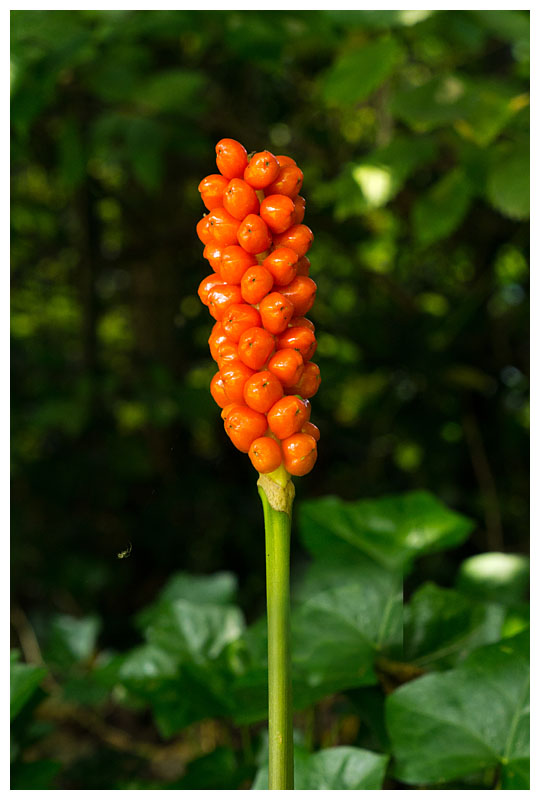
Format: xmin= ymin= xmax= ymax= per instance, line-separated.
xmin=197 ymin=139 xmax=319 ymax=789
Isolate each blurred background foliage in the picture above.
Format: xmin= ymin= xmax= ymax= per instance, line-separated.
xmin=11 ymin=9 xmax=529 ymax=790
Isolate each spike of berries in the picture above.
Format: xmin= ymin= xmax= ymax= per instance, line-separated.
xmin=197 ymin=139 xmax=319 ymax=477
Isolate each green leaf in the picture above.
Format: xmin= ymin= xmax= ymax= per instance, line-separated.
xmin=486 ymin=145 xmax=530 ymax=220
xmin=11 ymin=759 xmax=61 ymax=790
xmin=45 ymin=614 xmax=100 ymax=669
xmin=10 ymin=657 xmax=47 ymax=721
xmin=320 ymin=37 xmax=404 ymax=107
xmin=457 ymin=552 xmax=529 ymax=604
xmin=298 ymin=491 xmax=474 ymax=573
xmin=253 ymin=746 xmax=388 ymax=789
xmin=137 ymin=571 xmax=238 ymax=629
xmin=412 ymin=168 xmax=473 ymax=246
xmin=327 ymin=135 xmax=436 ymax=218
xmin=386 ymin=631 xmax=530 ymax=786
xmin=292 ymin=568 xmax=402 ymax=697
xmin=134 ymin=69 xmax=208 ymax=113
xmin=168 ymin=747 xmax=245 ymax=790
xmin=144 ymin=599 xmax=245 ymax=665
xmin=404 ymin=583 xmax=505 ymax=668
xmin=392 ymin=75 xmax=524 ymax=145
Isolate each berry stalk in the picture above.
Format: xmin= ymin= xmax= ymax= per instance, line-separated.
xmin=258 ymin=469 xmax=294 ymax=790
xmin=197 ymin=139 xmax=320 ymax=790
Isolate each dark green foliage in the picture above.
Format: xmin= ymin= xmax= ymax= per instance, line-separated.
xmin=11 ymin=8 xmax=529 ymax=790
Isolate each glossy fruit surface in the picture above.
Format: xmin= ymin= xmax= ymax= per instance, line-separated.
xmin=197 ymin=140 xmax=319 ymax=476
xmin=244 ymin=370 xmax=283 ymax=414
xmin=224 ymin=405 xmax=268 ymax=452
xmin=273 ymin=223 xmax=313 ymax=256
xmin=279 ymin=276 xmax=317 ymax=316
xmin=265 ymin=165 xmax=303 ymax=198
xmin=199 ymin=174 xmax=229 ymax=210
xmin=244 ymin=150 xmax=280 ymax=189
xmin=207 ymin=284 xmax=242 ymax=320
xmin=249 ymin=437 xmax=282 ymax=473
xmin=237 ymin=214 xmax=272 ymax=254
xmin=260 ymin=195 xmax=295 ymax=234
xmin=259 ymin=292 xmax=294 ymax=334
xmin=223 ymin=178 xmax=260 ymax=220
xmin=282 ymin=432 xmax=317 ymax=475
xmin=268 ymin=349 xmax=304 ymax=387
xmin=220 ymin=245 xmax=257 ymax=284
xmin=267 ymin=395 xmax=310 ymax=439
xmin=216 ymin=138 xmax=248 ymax=179
xmin=238 ymin=327 xmax=275 ymax=370
xmin=241 ymin=266 xmax=274 ymax=304
xmin=263 ymin=247 xmax=298 ymax=286
xmin=222 ymin=303 xmax=261 ymax=342
xmin=277 ymin=326 xmax=317 ymax=360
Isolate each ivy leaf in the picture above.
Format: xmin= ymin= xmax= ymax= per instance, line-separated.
xmin=412 ymin=168 xmax=473 ymax=247
xmin=386 ymin=631 xmax=530 ymax=786
xmin=10 ymin=655 xmax=47 ymax=721
xmin=292 ymin=568 xmax=402 ymax=697
xmin=456 ymin=552 xmax=529 ymax=604
xmin=404 ymin=582 xmax=505 ymax=669
xmin=253 ymin=746 xmax=388 ymax=790
xmin=45 ymin=614 xmax=100 ymax=669
xmin=298 ymin=491 xmax=473 ymax=573
xmin=486 ymin=144 xmax=530 ymax=220
xmin=320 ymin=37 xmax=404 ymax=107
xmin=137 ymin=571 xmax=237 ymax=629
xmin=144 ymin=599 xmax=245 ymax=665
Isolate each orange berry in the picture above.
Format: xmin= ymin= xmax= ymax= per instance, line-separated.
xmin=238 ymin=327 xmax=275 ymax=370
xmin=289 ymin=316 xmax=315 ymax=332
xmin=249 ymin=437 xmax=282 ymax=473
xmin=267 ymin=395 xmax=310 ymax=439
xmin=237 ymin=214 xmax=272 ymax=254
xmin=282 ymin=432 xmax=317 ymax=476
xmin=216 ymin=340 xmax=241 ymax=370
xmin=265 ymin=165 xmax=303 ymax=198
xmin=244 ymin=370 xmax=284 ymax=414
xmin=220 ymin=245 xmax=257 ymax=284
xmin=203 ymin=241 xmax=224 ymax=274
xmin=260 ymin=194 xmax=295 ymax=234
xmin=223 ymin=178 xmax=260 ymax=220
xmin=244 ymin=150 xmax=280 ymax=189
xmin=208 ymin=321 xmax=229 ymax=361
xmin=301 ymin=421 xmax=320 ymax=441
xmin=224 ymin=405 xmax=268 ymax=452
xmin=295 ymin=256 xmax=310 ymax=276
xmin=196 ymin=215 xmax=213 ymax=245
xmin=240 ymin=265 xmax=274 ymax=305
xmin=222 ymin=303 xmax=261 ymax=342
xmin=207 ymin=284 xmax=243 ymax=320
xmin=216 ymin=138 xmax=248 ymax=179
xmin=263 ymin=247 xmax=298 ymax=286
xmin=207 ymin=207 xmax=241 ymax=247
xmin=276 ymin=155 xmax=297 ymax=168
xmin=277 ymin=326 xmax=317 ymax=361
xmin=210 ymin=371 xmax=230 ymax=408
xmin=279 ymin=276 xmax=317 ymax=317
xmin=259 ymin=292 xmax=295 ymax=335
xmin=273 ymin=224 xmax=313 ymax=256
xmin=221 ymin=363 xmax=255 ymax=404
xmin=198 ymin=174 xmax=229 ymax=210
xmin=293 ymin=196 xmax=306 ymax=224
xmin=198 ymin=273 xmax=223 ymax=306
xmin=268 ymin=348 xmax=304 ymax=387
xmin=288 ymin=361 xmax=320 ymax=398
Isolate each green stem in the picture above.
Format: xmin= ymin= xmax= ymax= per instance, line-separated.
xmin=258 ymin=468 xmax=295 ymax=790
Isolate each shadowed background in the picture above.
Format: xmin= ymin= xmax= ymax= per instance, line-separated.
xmin=11 ymin=9 xmax=529 ymax=789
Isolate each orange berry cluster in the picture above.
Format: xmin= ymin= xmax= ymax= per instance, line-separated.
xmin=196 ymin=138 xmax=320 ymax=477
